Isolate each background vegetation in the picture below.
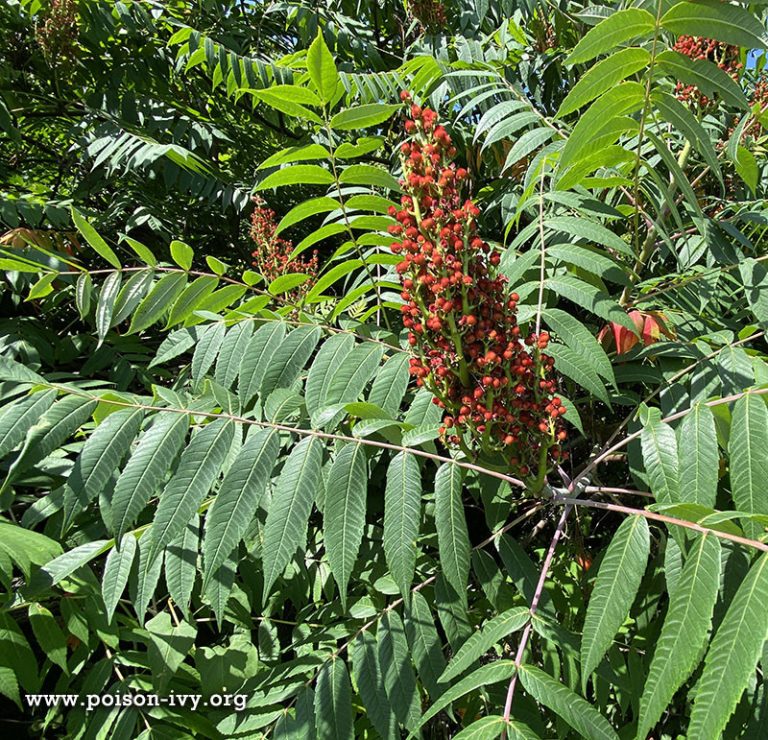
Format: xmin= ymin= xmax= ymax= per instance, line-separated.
xmin=1 ymin=0 xmax=768 ymax=737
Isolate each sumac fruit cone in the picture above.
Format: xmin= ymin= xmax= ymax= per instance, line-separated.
xmin=389 ymin=92 xmax=566 ymax=481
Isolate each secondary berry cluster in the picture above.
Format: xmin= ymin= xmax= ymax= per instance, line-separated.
xmin=390 ymin=93 xmax=566 ymax=478
xmin=409 ymin=0 xmax=447 ymax=32
xmin=36 ymin=0 xmax=79 ymax=66
xmin=250 ymin=197 xmax=318 ymax=300
xmin=743 ymin=75 xmax=768 ymax=141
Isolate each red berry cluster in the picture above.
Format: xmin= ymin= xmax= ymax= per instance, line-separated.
xmin=673 ymin=36 xmax=742 ymax=107
xmin=390 ymin=92 xmax=566 ymax=477
xmin=741 ymin=75 xmax=768 ymax=140
xmin=250 ymin=197 xmax=318 ymax=300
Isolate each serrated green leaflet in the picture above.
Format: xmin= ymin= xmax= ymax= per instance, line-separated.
xmin=678 ymin=403 xmax=718 ymax=507
xmin=305 ymin=332 xmax=355 ymax=415
xmin=62 ymin=407 xmax=145 ymax=530
xmin=307 ymin=31 xmax=339 ymax=103
xmin=688 ymin=552 xmax=768 ymax=737
xmin=417 ymin=660 xmax=517 ymax=729
xmin=641 ymin=409 xmax=680 ymax=503
xmin=566 ymin=8 xmax=656 ymax=65
xmin=326 ymin=343 xmax=384 ymax=404
xmin=728 ymin=394 xmax=768 ymax=524
xmin=95 ymin=270 xmax=121 ymax=345
xmin=558 ymin=83 xmax=645 ymax=173
xmin=581 ymin=515 xmax=649 ymax=691
xmin=546 ymin=242 xmax=630 ymax=285
xmin=656 ymin=51 xmax=747 ymax=110
xmin=191 ymin=321 xmax=225 ymax=385
xmin=111 ymin=411 xmax=189 ymax=541
xmin=383 ymin=451 xmax=421 ymax=599
xmin=260 ymin=325 xmax=322 ymax=397
xmin=440 ymin=607 xmax=530 ymax=683
xmin=214 ymin=321 xmax=253 ymax=389
xmin=203 ymin=428 xmax=278 ymax=586
xmin=378 ymin=611 xmax=420 ymax=732
xmin=128 ymin=272 xmax=188 ymax=334
xmin=546 ymin=276 xmax=637 ymax=333
xmin=203 ymin=548 xmax=236 ymax=628
xmin=324 ymin=442 xmax=368 ymax=606
xmin=0 ymin=390 xmax=57 ymax=459
xmin=144 ymin=418 xmax=234 ymax=565
xmin=239 ymin=321 xmax=287 ymax=406
xmin=28 ymin=603 xmax=68 ymax=673
xmin=5 ymin=395 xmax=97 ymax=479
xmin=26 ymin=539 xmax=111 ymax=596
xmin=102 ymin=534 xmax=137 ymax=623
xmin=132 ymin=534 xmax=164 ymax=623
xmin=651 ymin=91 xmax=723 ymax=183
xmin=314 ymin=658 xmax=352 ymax=740
xmin=558 ymin=48 xmax=650 ymax=117
xmin=543 ymin=307 xmax=614 ymax=384
xmin=520 ymin=665 xmax=619 ymax=740
xmin=351 ymin=632 xmax=397 ymax=740
xmin=369 ymin=352 xmax=409 ymax=417
xmin=405 ymin=590 xmax=447 ymax=701
xmin=169 ymin=240 xmax=193 ymax=270
xmin=165 ymin=515 xmax=198 ymax=620
xmin=276 ymin=197 xmax=339 ymax=235
xmin=434 ymin=463 xmax=470 ymax=604
xmin=546 ymin=343 xmax=610 ymax=406
xmin=167 ymin=276 xmax=218 ymax=327
xmin=262 ymin=436 xmax=323 ymax=600
xmin=257 ymin=164 xmax=334 ymax=190
xmin=71 ymin=209 xmax=121 ymax=268
xmin=504 ymin=128 xmax=555 ymax=170
xmin=330 ymin=103 xmax=399 ymax=130
xmin=660 ymin=0 xmax=768 ymax=50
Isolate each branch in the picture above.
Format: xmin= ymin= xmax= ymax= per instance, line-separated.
xmin=39 ymin=384 xmax=528 ymax=490
xmin=580 ymin=387 xmax=768 ymax=482
xmin=502 ymin=502 xmax=573 ymax=726
xmin=555 ymin=496 xmax=768 ymax=553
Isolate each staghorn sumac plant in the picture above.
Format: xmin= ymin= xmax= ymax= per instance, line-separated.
xmin=1 ymin=2 xmax=768 ymax=740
